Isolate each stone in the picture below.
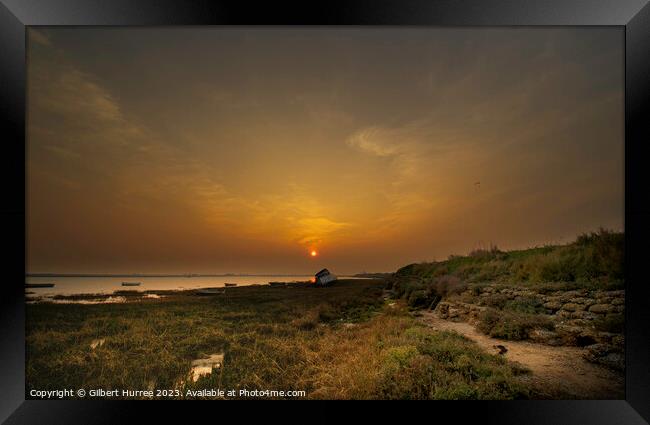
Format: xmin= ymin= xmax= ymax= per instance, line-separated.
xmin=564 ymin=290 xmax=586 ymax=298
xmin=555 ymin=324 xmax=582 ymax=344
xmin=435 ymin=302 xmax=450 ymax=318
xmin=569 ymin=297 xmax=596 ymax=306
xmin=566 ymin=318 xmax=591 ymax=327
xmin=595 ymin=332 xmax=617 ymax=344
xmin=555 ymin=310 xmax=572 ymax=320
xmin=611 ymin=298 xmax=625 ymax=306
xmin=543 ymin=301 xmax=563 ymax=311
xmin=447 ymin=307 xmax=461 ymax=318
xmin=589 ymin=304 xmax=615 ymax=314
xmin=570 ymin=310 xmax=597 ymax=320
xmin=582 ymin=343 xmax=624 ymax=371
xmin=529 ymin=329 xmax=563 ymax=346
xmin=562 ymin=303 xmax=585 ymax=312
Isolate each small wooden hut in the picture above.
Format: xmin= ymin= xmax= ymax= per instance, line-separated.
xmin=314 ymin=268 xmax=337 ymax=286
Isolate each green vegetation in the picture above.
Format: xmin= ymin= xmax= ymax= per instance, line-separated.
xmin=476 ymin=309 xmax=555 ymax=341
xmin=26 ymin=279 xmax=531 ymax=399
xmin=389 ymin=229 xmax=624 ymax=343
xmin=373 ymin=326 xmax=530 ymax=399
xmin=390 ymin=229 xmax=624 ymax=307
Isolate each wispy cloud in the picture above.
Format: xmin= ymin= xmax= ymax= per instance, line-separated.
xmin=29 ymin=29 xmax=51 ymax=46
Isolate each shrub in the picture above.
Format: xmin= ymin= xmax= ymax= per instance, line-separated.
xmin=407 ymin=290 xmax=431 ymax=308
xmin=374 ymin=330 xmax=530 ymax=400
xmin=398 ymin=280 xmax=426 ymax=300
xmin=431 ymin=275 xmax=467 ymax=297
xmin=479 ymin=293 xmax=509 ymax=309
xmin=317 ymin=304 xmax=340 ymax=322
xmin=382 ymin=345 xmax=420 ymax=372
xmin=503 ymin=297 xmax=546 ymax=314
xmin=469 ymin=244 xmax=502 ymax=259
xmin=477 ymin=309 xmax=554 ymax=341
xmin=538 ymin=252 xmax=578 ymax=282
xmin=471 ymin=285 xmax=484 ymax=296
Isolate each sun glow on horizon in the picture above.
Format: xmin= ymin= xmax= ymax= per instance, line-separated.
xmin=310 ymin=250 xmax=318 ymax=257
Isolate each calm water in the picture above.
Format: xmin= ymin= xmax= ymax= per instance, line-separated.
xmin=25 ymin=275 xmax=319 ymax=296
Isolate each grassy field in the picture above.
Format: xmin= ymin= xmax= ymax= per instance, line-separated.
xmin=26 ymin=279 xmax=531 ymax=399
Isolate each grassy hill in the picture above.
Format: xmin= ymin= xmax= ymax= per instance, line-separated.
xmin=390 ymin=229 xmax=623 ymax=307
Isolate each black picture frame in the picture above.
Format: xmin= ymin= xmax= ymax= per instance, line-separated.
xmin=1 ymin=1 xmax=649 ymax=423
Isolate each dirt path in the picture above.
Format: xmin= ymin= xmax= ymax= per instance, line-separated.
xmin=418 ymin=312 xmax=624 ymax=399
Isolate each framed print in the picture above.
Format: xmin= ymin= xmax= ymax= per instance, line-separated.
xmin=1 ymin=0 xmax=649 ymax=423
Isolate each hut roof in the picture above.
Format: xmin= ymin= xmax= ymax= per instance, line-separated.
xmin=315 ymin=268 xmax=330 ymax=277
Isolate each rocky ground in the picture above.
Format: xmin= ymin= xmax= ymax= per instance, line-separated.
xmin=418 ymin=311 xmax=624 ymax=399
xmin=433 ymin=285 xmax=625 ymax=372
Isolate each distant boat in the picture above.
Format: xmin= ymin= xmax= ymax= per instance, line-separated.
xmin=121 ymin=282 xmax=141 ymax=287
xmin=25 ymin=283 xmax=55 ymax=288
xmin=269 ymin=281 xmax=287 ymax=287
xmin=224 ymin=283 xmax=237 ymax=287
xmin=196 ymin=287 xmax=225 ymax=295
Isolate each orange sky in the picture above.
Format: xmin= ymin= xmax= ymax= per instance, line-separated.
xmin=26 ymin=28 xmax=623 ymax=275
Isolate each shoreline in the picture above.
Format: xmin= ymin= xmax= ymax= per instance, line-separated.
xmin=24 ymin=276 xmax=373 ymax=300
xmin=24 ymin=279 xmax=341 ymax=304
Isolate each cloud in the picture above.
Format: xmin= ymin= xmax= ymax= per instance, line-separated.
xmin=43 ymin=145 xmax=82 ymax=160
xmin=346 ymin=127 xmax=401 ymax=157
xmin=28 ymin=46 xmax=166 ymax=190
xmin=29 ymin=29 xmax=51 ymax=46
xmin=33 ymin=65 xmax=125 ymax=127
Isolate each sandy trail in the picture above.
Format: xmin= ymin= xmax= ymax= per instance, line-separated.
xmin=418 ymin=312 xmax=624 ymax=399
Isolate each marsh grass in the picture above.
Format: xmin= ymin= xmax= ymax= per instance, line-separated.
xmin=305 ymin=310 xmax=530 ymax=400
xmin=26 ymin=279 xmax=531 ymax=399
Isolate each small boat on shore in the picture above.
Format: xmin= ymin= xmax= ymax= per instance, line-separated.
xmin=196 ymin=287 xmax=225 ymax=295
xmin=121 ymin=282 xmax=142 ymax=287
xmin=25 ymin=283 xmax=55 ymax=288
xmin=224 ymin=283 xmax=237 ymax=287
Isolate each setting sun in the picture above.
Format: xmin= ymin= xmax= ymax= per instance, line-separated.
xmin=310 ymin=250 xmax=318 ymax=257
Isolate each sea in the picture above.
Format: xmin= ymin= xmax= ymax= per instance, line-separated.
xmin=25 ymin=274 xmax=363 ymax=296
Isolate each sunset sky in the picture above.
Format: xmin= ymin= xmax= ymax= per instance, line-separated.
xmin=27 ymin=28 xmax=623 ymax=275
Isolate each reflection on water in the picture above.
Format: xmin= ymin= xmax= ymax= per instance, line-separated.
xmin=90 ymin=338 xmax=105 ymax=349
xmin=190 ymin=353 xmax=224 ymax=382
